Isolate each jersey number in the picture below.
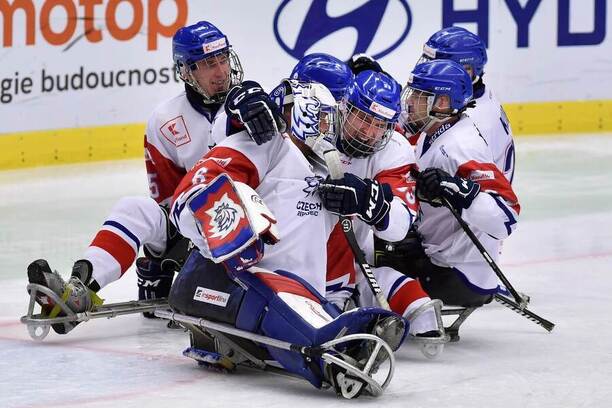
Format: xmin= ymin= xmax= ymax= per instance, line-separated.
xmin=148 ymin=173 xmax=159 ymax=199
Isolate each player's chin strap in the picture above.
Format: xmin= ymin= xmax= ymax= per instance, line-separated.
xmin=155 ymin=309 xmax=395 ymax=399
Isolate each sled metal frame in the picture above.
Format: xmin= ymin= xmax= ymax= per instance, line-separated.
xmin=441 ymin=306 xmax=479 ymax=342
xmin=156 ymin=309 xmax=396 ymax=398
xmin=21 ymin=283 xmax=170 ymax=341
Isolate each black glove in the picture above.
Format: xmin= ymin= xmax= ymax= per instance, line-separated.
xmin=136 ymin=257 xmax=174 ymax=318
xmin=373 ymin=230 xmax=425 ymax=270
xmin=318 ymin=173 xmax=393 ymax=227
xmin=144 ymin=206 xmax=193 ymax=274
xmin=225 ymin=80 xmax=287 ymax=145
xmin=416 ymin=168 xmax=480 ymax=210
xmin=347 ymin=54 xmax=384 ymax=75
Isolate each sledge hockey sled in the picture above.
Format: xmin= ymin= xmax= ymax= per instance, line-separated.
xmin=21 ymin=281 xmax=170 ymax=341
xmin=155 ymin=309 xmax=396 ymax=399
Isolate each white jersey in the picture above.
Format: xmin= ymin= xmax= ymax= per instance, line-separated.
xmin=326 ymin=132 xmax=418 ymax=299
xmin=144 ymin=90 xmax=226 ymax=207
xmin=468 ymin=86 xmax=515 ymax=182
xmin=415 ymin=115 xmax=520 ymax=292
xmin=325 ymin=133 xmax=435 ymax=326
xmin=83 ymin=90 xmax=227 ymax=290
xmin=172 ymin=112 xmax=336 ymax=296
xmin=343 ymin=132 xmax=418 ymax=243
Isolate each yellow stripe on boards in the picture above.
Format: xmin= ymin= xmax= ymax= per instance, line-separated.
xmin=504 ymin=99 xmax=612 ymax=135
xmin=1 ymin=99 xmax=611 ymax=170
xmin=0 ymin=124 xmax=144 ymax=170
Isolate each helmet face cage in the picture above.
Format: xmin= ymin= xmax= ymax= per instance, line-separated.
xmin=399 ymin=86 xmax=437 ymax=135
xmin=339 ymin=100 xmax=394 ymax=158
xmin=177 ymin=48 xmax=244 ymax=104
xmin=317 ymin=105 xmax=339 ymax=144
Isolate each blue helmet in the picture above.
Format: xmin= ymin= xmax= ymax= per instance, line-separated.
xmin=339 ymin=70 xmax=401 ymax=157
xmin=400 ymin=59 xmax=473 ymax=134
xmin=421 ymin=26 xmax=488 ymax=81
xmin=173 ymin=21 xmax=243 ymax=103
xmin=290 ymin=53 xmax=354 ymax=101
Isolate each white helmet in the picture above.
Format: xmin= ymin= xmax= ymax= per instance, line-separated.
xmin=285 ymin=80 xmax=339 ymax=159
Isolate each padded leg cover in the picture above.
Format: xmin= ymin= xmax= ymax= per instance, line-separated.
xmin=235 ymin=268 xmax=402 ymax=388
xmin=169 ymin=253 xmax=403 ymax=389
xmin=168 ymin=251 xmax=245 ymax=325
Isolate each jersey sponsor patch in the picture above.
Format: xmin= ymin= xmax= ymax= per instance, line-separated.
xmin=193 ymin=286 xmax=230 ymax=307
xmin=469 ymin=169 xmax=495 ymax=181
xmin=160 ymin=116 xmax=191 ymax=147
xmin=456 ymin=160 xmax=520 ymax=214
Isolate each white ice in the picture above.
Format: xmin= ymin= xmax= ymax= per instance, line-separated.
xmin=1 ymin=135 xmax=611 ymax=407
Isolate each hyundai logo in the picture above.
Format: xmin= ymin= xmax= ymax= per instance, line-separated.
xmin=273 ymin=0 xmax=412 ymax=61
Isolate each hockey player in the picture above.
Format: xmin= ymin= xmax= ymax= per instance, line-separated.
xmin=410 ymin=26 xmax=516 ymax=182
xmin=167 ymin=81 xmax=406 ymax=398
xmin=387 ymin=59 xmax=520 ymax=307
xmin=314 ymin=70 xmax=447 ymax=349
xmin=25 ymin=21 xmax=284 ymax=333
xmin=286 ymin=57 xmax=446 ymax=348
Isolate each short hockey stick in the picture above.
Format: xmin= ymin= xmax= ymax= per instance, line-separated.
xmin=323 ymin=149 xmax=391 ymax=311
xmin=440 ymin=196 xmax=527 ymax=308
xmin=410 ymin=167 xmax=526 ymax=307
xmin=410 ymin=169 xmax=554 ymax=331
xmin=439 ymin=197 xmax=555 ymax=331
xmin=494 ymin=294 xmax=555 ymax=332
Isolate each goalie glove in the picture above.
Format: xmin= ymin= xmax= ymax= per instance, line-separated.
xmin=225 ymin=80 xmax=287 ymax=145
xmin=416 ymin=168 xmax=480 ymax=210
xmin=186 ymin=174 xmax=279 ymax=272
xmin=318 ymin=173 xmax=393 ymax=229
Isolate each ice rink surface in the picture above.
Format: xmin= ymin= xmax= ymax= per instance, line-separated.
xmin=1 ymin=135 xmax=611 ymax=407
